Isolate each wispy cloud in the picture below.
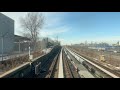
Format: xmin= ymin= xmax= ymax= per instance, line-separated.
xmin=40 ymin=26 xmax=70 ymax=37
xmin=43 ymin=12 xmax=67 ymax=28
xmin=44 ymin=17 xmax=62 ymax=28
xmin=40 ymin=12 xmax=70 ymax=38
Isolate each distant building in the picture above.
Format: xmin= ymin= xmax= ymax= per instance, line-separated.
xmin=80 ymin=43 xmax=85 ymax=46
xmin=0 ymin=13 xmax=14 ymax=54
xmin=14 ymin=35 xmax=30 ymax=52
xmin=41 ymin=38 xmax=48 ymax=50
xmin=41 ymin=37 xmax=58 ymax=50
xmin=0 ymin=13 xmax=31 ymax=54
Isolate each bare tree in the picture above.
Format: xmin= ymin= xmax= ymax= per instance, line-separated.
xmin=20 ymin=12 xmax=45 ymax=51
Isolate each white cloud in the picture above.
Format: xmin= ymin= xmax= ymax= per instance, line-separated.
xmin=1 ymin=12 xmax=68 ymax=36
xmin=44 ymin=17 xmax=62 ymax=28
xmin=0 ymin=12 xmax=71 ymax=45
xmin=43 ymin=12 xmax=67 ymax=28
xmin=0 ymin=12 xmax=72 ymax=45
xmin=40 ymin=26 xmax=70 ymax=37
xmin=39 ymin=12 xmax=70 ymax=38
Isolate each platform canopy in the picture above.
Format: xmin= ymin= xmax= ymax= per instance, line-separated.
xmin=14 ymin=35 xmax=31 ymax=42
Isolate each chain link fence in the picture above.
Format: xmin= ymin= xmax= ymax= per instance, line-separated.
xmin=0 ymin=50 xmax=44 ymax=75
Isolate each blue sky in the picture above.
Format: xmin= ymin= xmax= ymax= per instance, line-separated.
xmin=2 ymin=12 xmax=120 ymax=45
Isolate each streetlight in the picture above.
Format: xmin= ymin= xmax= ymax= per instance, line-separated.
xmin=28 ymin=40 xmax=33 ymax=61
xmin=29 ymin=41 xmax=31 ymax=57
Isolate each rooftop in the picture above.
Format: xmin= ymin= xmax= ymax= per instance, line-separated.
xmin=14 ymin=35 xmax=31 ymax=42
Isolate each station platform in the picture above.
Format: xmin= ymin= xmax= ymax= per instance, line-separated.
xmin=58 ymin=48 xmax=64 ymax=78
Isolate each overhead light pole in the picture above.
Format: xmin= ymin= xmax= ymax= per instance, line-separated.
xmin=29 ymin=41 xmax=31 ymax=57
xmin=28 ymin=41 xmax=33 ymax=61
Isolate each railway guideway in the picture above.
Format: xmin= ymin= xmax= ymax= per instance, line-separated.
xmin=64 ymin=47 xmax=94 ymax=78
xmin=58 ymin=48 xmax=64 ymax=78
xmin=66 ymin=47 xmax=120 ymax=78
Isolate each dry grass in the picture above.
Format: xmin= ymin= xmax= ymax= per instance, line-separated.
xmin=69 ymin=46 xmax=120 ymax=67
xmin=0 ymin=50 xmax=44 ymax=74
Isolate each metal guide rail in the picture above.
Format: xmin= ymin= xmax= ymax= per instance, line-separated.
xmin=58 ymin=48 xmax=64 ymax=78
xmin=45 ymin=49 xmax=61 ymax=78
xmin=64 ymin=47 xmax=94 ymax=78
xmin=62 ymin=49 xmax=74 ymax=78
xmin=37 ymin=46 xmax=61 ymax=78
xmin=0 ymin=46 xmax=60 ymax=78
xmin=65 ymin=47 xmax=120 ymax=78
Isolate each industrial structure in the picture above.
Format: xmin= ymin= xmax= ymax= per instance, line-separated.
xmin=0 ymin=13 xmax=14 ymax=54
xmin=0 ymin=13 xmax=31 ymax=55
xmin=14 ymin=35 xmax=31 ymax=53
xmin=41 ymin=37 xmax=60 ymax=50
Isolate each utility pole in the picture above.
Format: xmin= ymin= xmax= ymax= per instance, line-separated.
xmin=28 ymin=41 xmax=33 ymax=61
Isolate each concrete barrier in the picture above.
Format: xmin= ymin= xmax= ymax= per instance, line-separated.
xmin=0 ymin=46 xmax=61 ymax=78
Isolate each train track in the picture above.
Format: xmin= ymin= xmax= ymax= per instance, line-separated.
xmin=23 ymin=52 xmax=56 ymax=78
xmin=65 ymin=48 xmax=95 ymax=78
xmin=62 ymin=49 xmax=80 ymax=78
xmin=37 ymin=47 xmax=61 ymax=78
xmin=67 ymin=47 xmax=120 ymax=78
xmin=23 ymin=46 xmax=61 ymax=78
xmin=45 ymin=50 xmax=61 ymax=78
xmin=62 ymin=50 xmax=74 ymax=78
